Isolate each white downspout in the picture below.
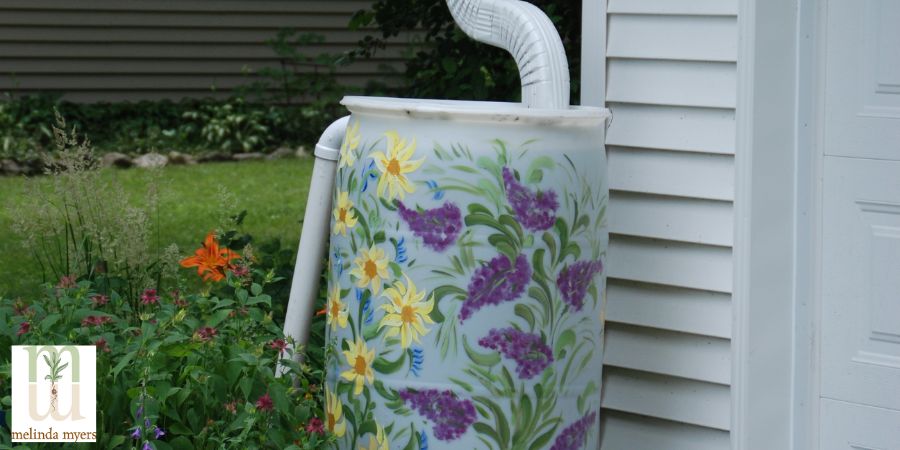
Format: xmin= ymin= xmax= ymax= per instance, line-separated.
xmin=446 ymin=0 xmax=570 ymax=109
xmin=280 ymin=116 xmax=348 ymax=370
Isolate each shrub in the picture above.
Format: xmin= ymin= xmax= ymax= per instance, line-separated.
xmin=0 ymin=269 xmax=329 ymax=449
xmin=350 ymin=0 xmax=582 ymax=103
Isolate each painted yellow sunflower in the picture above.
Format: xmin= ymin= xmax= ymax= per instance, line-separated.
xmin=339 ymin=120 xmax=361 ymax=168
xmin=340 ymin=338 xmax=375 ymax=395
xmin=350 ymin=245 xmax=390 ymax=295
xmin=327 ymin=285 xmax=348 ymax=331
xmin=359 ymin=422 xmax=389 ymax=450
xmin=369 ymin=131 xmax=424 ymax=200
xmin=332 ymin=191 xmax=358 ymax=236
xmin=325 ymin=386 xmax=347 ymax=438
xmin=378 ymin=275 xmax=435 ymax=349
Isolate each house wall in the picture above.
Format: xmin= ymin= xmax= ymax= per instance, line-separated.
xmin=0 ymin=0 xmax=408 ymax=102
xmin=598 ymin=0 xmax=737 ymax=448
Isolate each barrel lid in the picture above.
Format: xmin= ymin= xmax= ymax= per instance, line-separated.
xmin=341 ymin=96 xmax=610 ymax=127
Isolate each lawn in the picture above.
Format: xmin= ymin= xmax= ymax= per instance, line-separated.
xmin=0 ymin=158 xmax=315 ymax=297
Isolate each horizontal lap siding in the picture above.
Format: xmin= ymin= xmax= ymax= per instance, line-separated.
xmin=0 ymin=0 xmax=404 ymax=102
xmin=601 ymin=2 xmax=736 ymax=448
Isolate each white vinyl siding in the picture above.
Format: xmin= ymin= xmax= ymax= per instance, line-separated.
xmin=600 ymin=0 xmax=736 ymax=447
xmin=0 ymin=0 xmax=406 ymax=102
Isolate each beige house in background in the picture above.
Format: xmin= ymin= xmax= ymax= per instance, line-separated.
xmin=0 ymin=0 xmax=405 ymax=102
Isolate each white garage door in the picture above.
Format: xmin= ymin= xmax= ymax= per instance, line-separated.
xmin=820 ymin=0 xmax=900 ymax=448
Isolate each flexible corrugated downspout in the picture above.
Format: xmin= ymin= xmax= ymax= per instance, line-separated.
xmin=279 ymin=116 xmax=349 ymax=374
xmin=446 ymin=0 xmax=570 ymax=109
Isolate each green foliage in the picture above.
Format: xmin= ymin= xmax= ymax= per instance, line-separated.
xmin=0 ymin=273 xmax=330 ymax=449
xmin=350 ymin=0 xmax=582 ymax=102
xmin=237 ymin=30 xmax=355 ymax=147
xmin=0 ymin=117 xmax=330 ymax=448
xmin=0 ymin=95 xmax=316 ymax=158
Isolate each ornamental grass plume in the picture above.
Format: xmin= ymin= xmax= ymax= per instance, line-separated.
xmin=180 ymin=231 xmax=241 ymax=282
xmin=478 ymin=328 xmax=553 ymax=379
xmin=398 ymin=389 xmax=476 ymax=441
xmin=8 ymin=112 xmax=160 ymax=304
xmin=459 ymin=254 xmax=531 ymax=322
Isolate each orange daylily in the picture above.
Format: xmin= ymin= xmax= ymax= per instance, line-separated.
xmin=180 ymin=232 xmax=241 ymax=282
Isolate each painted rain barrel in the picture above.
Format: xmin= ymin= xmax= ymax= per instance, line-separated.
xmin=323 ymin=96 xmax=609 ymax=450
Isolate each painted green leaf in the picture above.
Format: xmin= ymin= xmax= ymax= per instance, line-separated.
xmin=467 ymin=203 xmax=493 ymax=216
xmin=554 ymin=329 xmax=576 ymax=358
xmin=473 ymin=422 xmax=502 ymax=447
xmin=528 ymin=426 xmax=559 ymax=450
xmin=526 ymin=156 xmax=555 ymax=184
xmin=463 ymin=337 xmax=500 ymax=367
xmin=373 ymin=352 xmax=406 ymax=374
xmin=514 ymin=304 xmax=536 ymax=330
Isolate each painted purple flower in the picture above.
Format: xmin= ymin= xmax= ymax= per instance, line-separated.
xmin=397 ymin=201 xmax=462 ymax=252
xmin=550 ymin=411 xmax=598 ymax=450
xmin=478 ymin=328 xmax=553 ymax=379
xmin=459 ymin=254 xmax=531 ymax=322
xmin=557 ymin=260 xmax=603 ymax=312
xmin=399 ymin=389 xmax=476 ymax=441
xmin=502 ymin=167 xmax=558 ymax=231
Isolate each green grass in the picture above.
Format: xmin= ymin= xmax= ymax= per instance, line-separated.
xmin=0 ymin=158 xmax=315 ymax=297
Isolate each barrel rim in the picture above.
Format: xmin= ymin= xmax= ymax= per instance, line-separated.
xmin=341 ymin=96 xmax=610 ymax=126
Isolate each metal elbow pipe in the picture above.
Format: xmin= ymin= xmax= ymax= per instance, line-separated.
xmin=446 ymin=0 xmax=570 ymax=109
xmin=281 ymin=116 xmax=349 ymax=370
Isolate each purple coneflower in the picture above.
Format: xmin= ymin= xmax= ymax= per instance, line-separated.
xmin=90 ymin=294 xmax=109 ymax=307
xmin=255 ymin=393 xmax=273 ymax=412
xmin=195 ymin=326 xmax=218 ymax=342
xmin=140 ymin=289 xmax=159 ymax=305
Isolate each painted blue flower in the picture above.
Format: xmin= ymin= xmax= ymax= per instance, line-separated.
xmin=425 ymin=180 xmax=445 ymax=200
xmin=420 ymin=430 xmax=429 ymax=450
xmin=411 ymin=346 xmax=425 ymax=377
xmin=360 ymin=289 xmax=374 ymax=325
xmin=395 ymin=237 xmax=409 ymax=264
xmin=360 ymin=160 xmax=378 ymax=193
xmin=332 ymin=250 xmax=344 ymax=277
